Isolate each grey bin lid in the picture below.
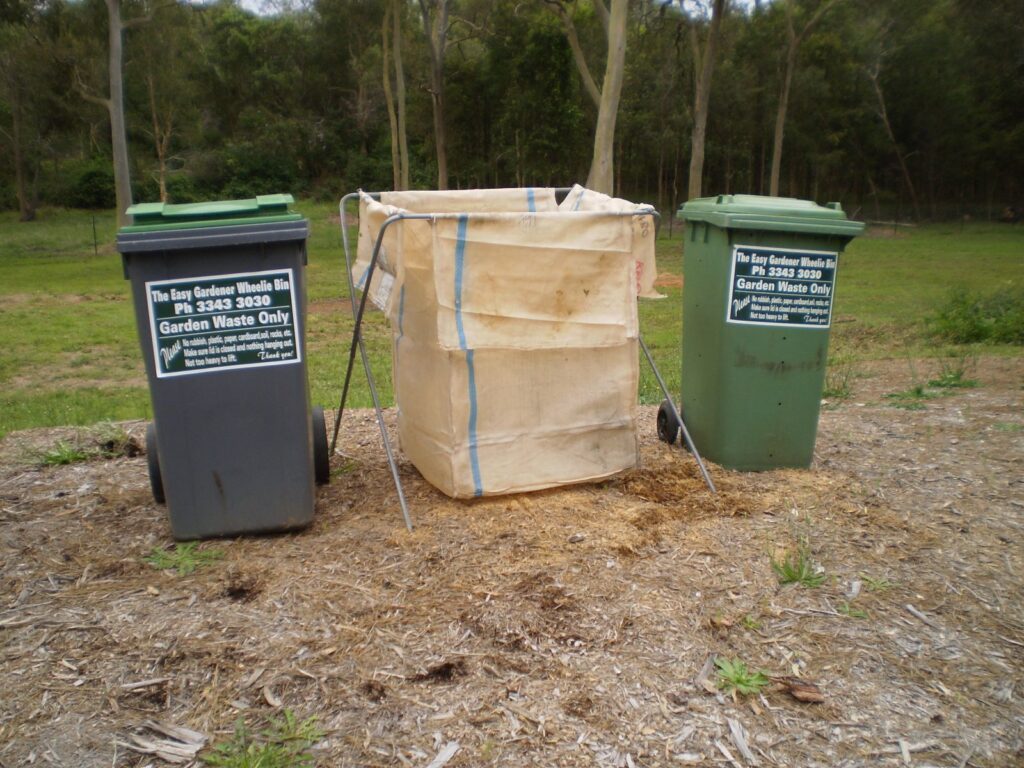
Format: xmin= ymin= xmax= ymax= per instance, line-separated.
xmin=678 ymin=194 xmax=865 ymax=238
xmin=116 ymin=194 xmax=309 ymax=254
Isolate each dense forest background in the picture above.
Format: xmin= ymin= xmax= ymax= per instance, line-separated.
xmin=2 ymin=0 xmax=1022 ymax=222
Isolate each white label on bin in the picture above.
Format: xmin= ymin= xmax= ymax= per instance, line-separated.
xmin=726 ymin=244 xmax=838 ymax=328
xmin=145 ymin=268 xmax=302 ymax=378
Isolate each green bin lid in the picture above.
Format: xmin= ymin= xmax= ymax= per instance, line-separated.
xmin=119 ymin=193 xmax=303 ymax=233
xmin=678 ymin=194 xmax=864 ymax=237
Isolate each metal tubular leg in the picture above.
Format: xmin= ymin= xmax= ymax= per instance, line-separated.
xmin=638 ymin=336 xmax=717 ymax=494
xmin=334 ymin=199 xmax=414 ymax=531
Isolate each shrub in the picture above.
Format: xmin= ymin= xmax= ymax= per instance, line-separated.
xmin=930 ymin=286 xmax=1024 ymax=345
xmin=67 ymin=160 xmax=116 ymax=209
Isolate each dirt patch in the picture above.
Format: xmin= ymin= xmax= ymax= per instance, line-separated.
xmin=653 ymin=272 xmax=683 ymax=289
xmin=308 ymin=297 xmax=354 ymax=316
xmin=860 ymin=225 xmax=914 ymax=239
xmin=0 ymin=356 xmax=1022 ymax=767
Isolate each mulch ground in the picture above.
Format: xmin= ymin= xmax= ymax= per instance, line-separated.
xmin=1 ymin=356 xmax=1021 ymax=767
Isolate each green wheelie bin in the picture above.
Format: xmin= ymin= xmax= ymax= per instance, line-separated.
xmin=666 ymin=194 xmax=864 ymax=470
xmin=117 ymin=194 xmax=330 ymax=539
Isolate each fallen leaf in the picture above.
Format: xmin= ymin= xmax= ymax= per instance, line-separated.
xmin=772 ymin=676 xmax=825 ymax=703
xmin=262 ymin=685 xmax=282 ymax=708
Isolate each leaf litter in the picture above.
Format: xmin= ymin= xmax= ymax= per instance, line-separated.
xmin=0 ymin=355 xmax=1021 ymax=767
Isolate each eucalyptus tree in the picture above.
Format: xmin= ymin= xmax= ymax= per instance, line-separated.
xmin=75 ymin=0 xmax=163 ymax=224
xmin=0 ymin=3 xmax=63 ymax=220
xmin=544 ymin=0 xmax=628 ymax=195
xmin=767 ymin=0 xmax=842 ymax=197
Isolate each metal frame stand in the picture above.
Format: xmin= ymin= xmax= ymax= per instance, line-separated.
xmin=332 ymin=194 xmax=418 ymax=531
xmin=639 ymin=337 xmax=716 ymax=493
xmin=331 ymin=189 xmax=714 ymax=531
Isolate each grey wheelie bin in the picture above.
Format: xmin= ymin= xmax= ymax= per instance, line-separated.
xmin=669 ymin=194 xmax=864 ymax=471
xmin=117 ymin=194 xmax=329 ymax=540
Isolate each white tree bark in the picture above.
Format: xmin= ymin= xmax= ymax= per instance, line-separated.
xmin=106 ymin=0 xmax=133 ymax=225
xmin=688 ymin=0 xmax=727 ymax=201
xmin=393 ymin=0 xmax=410 ymax=190
xmin=586 ymin=0 xmax=628 ymax=194
xmin=419 ymin=0 xmax=449 ymax=190
xmin=382 ymin=2 xmax=402 ymax=190
xmin=550 ymin=0 xmax=628 ymax=195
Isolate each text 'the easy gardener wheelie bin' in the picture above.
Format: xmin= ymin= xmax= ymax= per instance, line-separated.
xmin=117 ymin=194 xmax=329 ymax=540
xmin=672 ymin=194 xmax=864 ymax=470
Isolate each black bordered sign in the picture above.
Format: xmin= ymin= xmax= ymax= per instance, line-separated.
xmin=145 ymin=268 xmax=301 ymax=378
xmin=726 ymin=244 xmax=838 ymax=328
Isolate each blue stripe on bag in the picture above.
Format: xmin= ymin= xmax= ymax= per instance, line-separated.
xmin=572 ymin=187 xmax=585 ymax=211
xmin=527 ymin=188 xmax=536 ymax=213
xmin=465 ymin=350 xmax=482 ymax=496
xmin=396 ymin=284 xmax=406 ymax=339
xmin=453 ymin=214 xmax=483 ymax=497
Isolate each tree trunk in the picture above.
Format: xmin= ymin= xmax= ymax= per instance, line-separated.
xmin=146 ymin=70 xmax=172 ymax=203
xmin=554 ymin=0 xmax=602 ymax=109
xmin=669 ymin=139 xmax=681 ymax=237
xmin=868 ymin=63 xmax=921 ymax=221
xmin=769 ymin=30 xmax=797 ymax=196
xmin=419 ymin=0 xmax=449 ymax=190
xmin=393 ymin=0 xmax=410 ymax=190
xmin=382 ymin=2 xmax=402 ymax=190
xmin=106 ymin=0 xmax=133 ymax=225
xmin=9 ymin=83 xmax=35 ymax=222
xmin=657 ymin=142 xmax=665 ymax=216
xmin=688 ymin=0 xmax=726 ymax=201
xmin=586 ymin=0 xmax=628 ymax=195
xmin=769 ymin=0 xmax=839 ymax=197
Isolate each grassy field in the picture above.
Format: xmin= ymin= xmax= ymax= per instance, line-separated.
xmin=1 ymin=204 xmax=1021 ymax=438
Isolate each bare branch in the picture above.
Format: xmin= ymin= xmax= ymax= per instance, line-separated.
xmin=448 ymin=14 xmax=489 ymax=39
xmin=73 ymin=68 xmax=110 ymax=110
xmin=784 ymin=0 xmax=796 ymax=43
xmin=122 ymin=0 xmax=175 ymax=30
xmin=794 ymin=0 xmax=842 ymax=45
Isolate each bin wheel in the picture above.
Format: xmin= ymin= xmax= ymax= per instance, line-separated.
xmin=312 ymin=406 xmax=330 ymax=485
xmin=145 ymin=422 xmax=165 ymax=505
xmin=657 ymin=400 xmax=681 ymax=445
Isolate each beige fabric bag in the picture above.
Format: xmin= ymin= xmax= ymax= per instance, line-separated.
xmin=559 ymin=183 xmax=664 ymax=299
xmin=352 ymin=188 xmax=656 ymax=498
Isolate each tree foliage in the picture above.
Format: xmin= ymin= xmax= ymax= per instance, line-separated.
xmin=0 ymin=0 xmax=1020 ymax=218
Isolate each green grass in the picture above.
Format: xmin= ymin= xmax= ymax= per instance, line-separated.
xmin=771 ymin=543 xmax=826 ymax=588
xmin=715 ymin=657 xmax=770 ymax=696
xmin=1 ymin=207 xmax=1021 ymax=437
xmin=861 ymin=575 xmax=893 ymax=592
xmin=35 ymin=422 xmax=139 ymax=465
xmin=145 ymin=542 xmax=225 ymax=575
xmin=204 ymin=711 xmax=323 ymax=768
xmin=822 ymin=347 xmax=858 ymax=401
xmin=39 ymin=440 xmax=92 ymax=466
xmin=928 ymin=352 xmax=980 ymax=389
xmin=834 ymin=223 xmax=1024 ymax=353
xmin=836 ymin=601 xmax=869 ymax=619
xmin=884 ymin=383 xmax=940 ymax=410
xmin=740 ymin=613 xmax=761 ymax=631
